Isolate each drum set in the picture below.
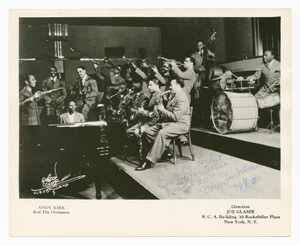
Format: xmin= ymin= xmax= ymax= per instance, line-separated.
xmin=210 ymin=71 xmax=280 ymax=134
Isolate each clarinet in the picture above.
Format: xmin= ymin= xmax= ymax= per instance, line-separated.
xmin=137 ymin=122 xmax=143 ymax=165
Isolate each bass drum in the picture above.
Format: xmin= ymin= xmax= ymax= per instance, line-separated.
xmin=211 ymin=92 xmax=258 ymax=134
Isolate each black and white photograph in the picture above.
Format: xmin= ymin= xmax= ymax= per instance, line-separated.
xmin=9 ymin=8 xmax=291 ymax=237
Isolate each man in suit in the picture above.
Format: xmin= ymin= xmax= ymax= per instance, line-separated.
xmin=170 ymin=56 xmax=196 ymax=104
xmin=59 ymin=101 xmax=85 ymax=124
xmin=239 ymin=49 xmax=281 ymax=99
xmin=69 ymin=65 xmax=98 ymax=121
xmin=191 ymin=39 xmax=215 ymax=98
xmin=19 ymin=74 xmax=43 ymax=125
xmin=136 ymin=78 xmax=190 ymax=171
xmin=42 ymin=66 xmax=67 ymax=124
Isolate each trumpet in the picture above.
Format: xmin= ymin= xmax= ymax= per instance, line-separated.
xmin=123 ymin=55 xmax=137 ymax=68
xmin=157 ymin=55 xmax=184 ymax=67
xmin=103 ymin=57 xmax=122 ymax=72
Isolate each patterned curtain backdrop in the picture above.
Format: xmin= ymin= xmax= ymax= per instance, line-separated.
xmin=253 ymin=17 xmax=281 ymax=61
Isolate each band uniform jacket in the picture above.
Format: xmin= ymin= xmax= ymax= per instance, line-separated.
xmin=59 ymin=112 xmax=85 ymax=124
xmin=171 ymin=65 xmax=196 ymax=103
xmin=70 ymin=75 xmax=98 ymax=107
xmin=160 ymin=90 xmax=190 ymax=132
xmin=42 ymin=77 xmax=67 ymax=109
xmin=250 ymin=59 xmax=281 ymax=93
xmin=191 ymin=51 xmax=204 ymax=73
xmin=19 ymin=87 xmax=40 ymax=125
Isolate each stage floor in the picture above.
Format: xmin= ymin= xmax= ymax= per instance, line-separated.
xmin=110 ymin=144 xmax=280 ymax=199
xmin=192 ymin=127 xmax=280 ymax=149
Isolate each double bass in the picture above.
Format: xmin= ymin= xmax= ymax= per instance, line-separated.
xmin=195 ymin=27 xmax=223 ymax=97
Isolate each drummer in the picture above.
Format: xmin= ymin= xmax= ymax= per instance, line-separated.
xmin=237 ymin=49 xmax=280 ymax=99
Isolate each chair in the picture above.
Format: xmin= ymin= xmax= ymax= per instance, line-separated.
xmin=170 ymin=106 xmax=195 ymax=164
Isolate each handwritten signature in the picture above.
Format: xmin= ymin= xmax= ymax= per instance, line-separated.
xmin=156 ymin=153 xmax=262 ymax=197
xmin=31 ymin=163 xmax=85 ymax=196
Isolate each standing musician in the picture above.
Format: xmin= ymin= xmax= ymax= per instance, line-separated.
xmin=140 ymin=59 xmax=167 ymax=86
xmin=169 ymin=56 xmax=196 ymax=104
xmin=69 ymin=65 xmax=98 ymax=121
xmin=136 ymin=78 xmax=190 ymax=171
xmin=237 ymin=49 xmax=280 ymax=99
xmin=19 ymin=74 xmax=44 ymax=125
xmin=42 ymin=66 xmax=67 ymax=124
xmin=191 ymin=39 xmax=215 ymax=98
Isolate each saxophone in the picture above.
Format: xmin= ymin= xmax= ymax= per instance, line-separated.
xmin=129 ymin=89 xmax=150 ymax=122
xmin=148 ymin=90 xmax=171 ymax=125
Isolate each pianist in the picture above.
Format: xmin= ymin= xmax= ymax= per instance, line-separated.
xmin=59 ymin=101 xmax=85 ymax=124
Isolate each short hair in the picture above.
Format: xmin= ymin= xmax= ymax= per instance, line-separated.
xmin=188 ymin=56 xmax=196 ymax=65
xmin=49 ymin=66 xmax=57 ymax=72
xmin=196 ymin=39 xmax=205 ymax=45
xmin=265 ymin=48 xmax=275 ymax=56
xmin=175 ymin=77 xmax=185 ymax=88
xmin=77 ymin=65 xmax=86 ymax=71
xmin=22 ymin=74 xmax=33 ymax=86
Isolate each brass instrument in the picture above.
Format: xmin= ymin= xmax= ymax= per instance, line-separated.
xmin=148 ymin=90 xmax=171 ymax=125
xmin=20 ymin=88 xmax=63 ymax=106
xmin=123 ymin=55 xmax=137 ymax=68
xmin=157 ymin=55 xmax=184 ymax=67
xmin=70 ymin=47 xmax=119 ymax=71
xmin=108 ymin=85 xmax=126 ymax=100
xmin=103 ymin=57 xmax=122 ymax=72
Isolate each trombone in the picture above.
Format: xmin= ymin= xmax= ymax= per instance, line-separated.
xmin=157 ymin=55 xmax=184 ymax=67
xmin=70 ymin=47 xmax=121 ymax=71
xmin=103 ymin=57 xmax=122 ymax=72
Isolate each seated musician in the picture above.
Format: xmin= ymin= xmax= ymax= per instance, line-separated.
xmin=19 ymin=74 xmax=43 ymax=125
xmin=126 ymin=78 xmax=163 ymax=138
xmin=237 ymin=49 xmax=280 ymax=99
xmin=69 ymin=65 xmax=98 ymax=121
xmin=42 ymin=66 xmax=67 ymax=124
xmin=136 ymin=78 xmax=190 ymax=171
xmin=59 ymin=101 xmax=85 ymax=124
xmin=170 ymin=56 xmax=196 ymax=104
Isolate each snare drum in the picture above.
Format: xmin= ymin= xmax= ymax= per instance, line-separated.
xmin=211 ymin=92 xmax=258 ymax=134
xmin=256 ymin=93 xmax=280 ymax=109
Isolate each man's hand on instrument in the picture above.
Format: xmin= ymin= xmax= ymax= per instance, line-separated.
xmin=94 ymin=63 xmax=99 ymax=69
xmin=236 ymin=76 xmax=244 ymax=82
xmin=169 ymin=60 xmax=177 ymax=67
xmin=33 ymin=91 xmax=43 ymax=99
xmin=157 ymin=104 xmax=165 ymax=111
xmin=199 ymin=66 xmax=205 ymax=72
xmin=207 ymin=50 xmax=215 ymax=57
xmin=247 ymin=76 xmax=256 ymax=85
xmin=137 ymin=107 xmax=145 ymax=114
xmin=151 ymin=66 xmax=158 ymax=73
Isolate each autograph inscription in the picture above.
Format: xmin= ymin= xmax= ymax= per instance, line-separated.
xmin=31 ymin=163 xmax=85 ymax=196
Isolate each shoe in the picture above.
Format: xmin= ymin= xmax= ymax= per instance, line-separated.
xmin=135 ymin=161 xmax=152 ymax=171
xmin=158 ymin=150 xmax=172 ymax=162
xmin=96 ymin=193 xmax=102 ymax=199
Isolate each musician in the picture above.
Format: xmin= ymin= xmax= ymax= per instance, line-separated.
xmin=140 ymin=59 xmax=167 ymax=85
xmin=191 ymin=39 xmax=215 ymax=98
xmin=136 ymin=78 xmax=190 ymax=171
xmin=42 ymin=66 xmax=67 ymax=124
xmin=93 ymin=63 xmax=108 ymax=104
xmin=126 ymin=78 xmax=162 ymax=138
xmin=59 ymin=101 xmax=85 ymax=124
xmin=69 ymin=65 xmax=98 ymax=121
xmin=170 ymin=57 xmax=196 ymax=104
xmin=238 ymin=49 xmax=280 ymax=99
xmin=123 ymin=80 xmax=151 ymax=126
xmin=19 ymin=74 xmax=43 ymax=125
xmin=108 ymin=65 xmax=126 ymax=90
